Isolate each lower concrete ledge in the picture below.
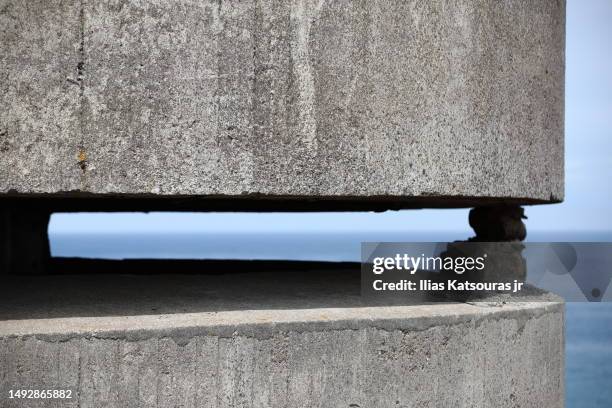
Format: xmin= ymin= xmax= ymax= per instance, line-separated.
xmin=0 ymin=269 xmax=564 ymax=408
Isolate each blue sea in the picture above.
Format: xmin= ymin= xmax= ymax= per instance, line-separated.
xmin=50 ymin=230 xmax=612 ymax=407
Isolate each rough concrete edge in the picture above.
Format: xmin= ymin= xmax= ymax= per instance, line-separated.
xmin=0 ymin=191 xmax=562 ymax=203
xmin=0 ymin=191 xmax=561 ymax=213
xmin=0 ymin=301 xmax=564 ymax=344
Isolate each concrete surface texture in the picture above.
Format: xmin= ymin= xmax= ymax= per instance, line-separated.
xmin=0 ymin=270 xmax=564 ymax=407
xmin=1 ymin=0 xmax=564 ymax=203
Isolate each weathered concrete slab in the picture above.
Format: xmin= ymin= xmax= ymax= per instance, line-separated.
xmin=1 ymin=0 xmax=565 ymax=204
xmin=0 ymin=270 xmax=564 ymax=407
xmin=0 ymin=0 xmax=83 ymax=192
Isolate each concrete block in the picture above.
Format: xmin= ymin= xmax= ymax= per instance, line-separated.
xmin=0 ymin=271 xmax=564 ymax=407
xmin=1 ymin=0 xmax=565 ymax=204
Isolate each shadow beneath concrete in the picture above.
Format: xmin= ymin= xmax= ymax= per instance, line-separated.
xmin=0 ymin=258 xmax=434 ymax=320
xmin=48 ymin=257 xmax=359 ymax=275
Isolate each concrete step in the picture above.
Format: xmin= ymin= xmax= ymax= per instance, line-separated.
xmin=0 ymin=266 xmax=563 ymax=407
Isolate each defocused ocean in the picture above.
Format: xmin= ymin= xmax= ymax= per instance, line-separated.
xmin=50 ymin=230 xmax=612 ymax=408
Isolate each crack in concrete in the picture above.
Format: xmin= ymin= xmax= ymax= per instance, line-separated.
xmin=77 ymin=0 xmax=87 ymax=182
